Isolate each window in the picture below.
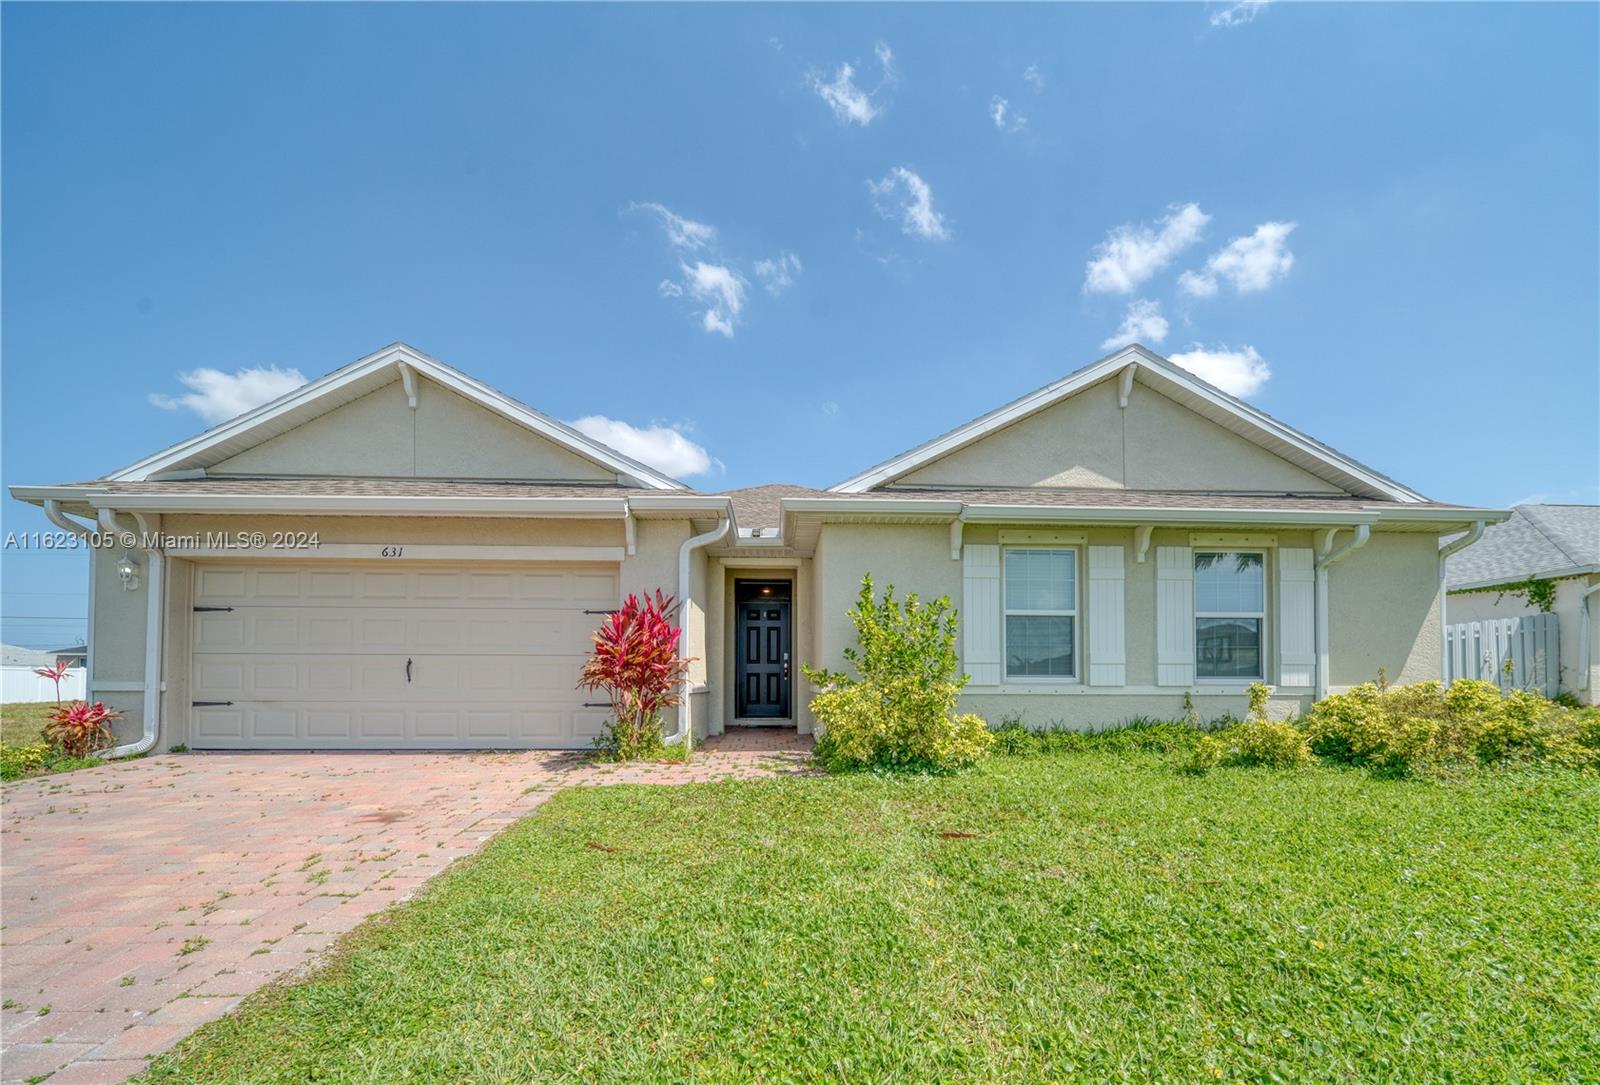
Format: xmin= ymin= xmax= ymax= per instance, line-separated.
xmin=1003 ymin=549 xmax=1077 ymax=679
xmin=1194 ymin=550 xmax=1265 ymax=680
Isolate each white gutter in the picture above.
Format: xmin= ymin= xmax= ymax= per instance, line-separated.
xmin=663 ymin=516 xmax=731 ymax=748
xmin=1313 ymin=524 xmax=1371 ymax=699
xmin=1436 ymin=520 xmax=1486 ymax=688
xmin=1578 ymin=581 xmax=1600 ymax=694
xmin=96 ymin=507 xmax=165 ymax=758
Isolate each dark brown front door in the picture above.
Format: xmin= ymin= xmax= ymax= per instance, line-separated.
xmin=735 ymin=581 xmax=791 ymax=719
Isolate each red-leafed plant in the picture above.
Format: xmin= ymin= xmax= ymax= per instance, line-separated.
xmin=578 ymin=590 xmax=693 ymax=759
xmin=33 ymin=660 xmax=74 ymax=705
xmin=45 ymin=701 xmax=121 ymax=759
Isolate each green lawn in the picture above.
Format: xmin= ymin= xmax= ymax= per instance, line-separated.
xmin=0 ymin=701 xmax=107 ymax=780
xmin=142 ymin=752 xmax=1599 ymax=1084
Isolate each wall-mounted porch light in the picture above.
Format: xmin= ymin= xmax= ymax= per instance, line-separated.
xmin=116 ymin=553 xmax=142 ymax=591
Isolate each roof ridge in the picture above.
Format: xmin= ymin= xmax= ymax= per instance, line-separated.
xmin=1515 ymin=505 xmax=1588 ymax=568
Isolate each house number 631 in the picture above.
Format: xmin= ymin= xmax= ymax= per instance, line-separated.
xmin=380 ymin=545 xmax=404 ymax=558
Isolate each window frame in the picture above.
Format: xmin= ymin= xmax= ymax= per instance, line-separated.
xmin=1001 ymin=545 xmax=1081 ymax=684
xmin=1192 ymin=548 xmax=1268 ymax=684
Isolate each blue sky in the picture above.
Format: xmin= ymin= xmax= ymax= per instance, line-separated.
xmin=3 ymin=2 xmax=1597 ymax=647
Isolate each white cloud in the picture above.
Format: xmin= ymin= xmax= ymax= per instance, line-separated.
xmin=1022 ymin=64 xmax=1045 ymax=94
xmin=1210 ymin=0 xmax=1270 ymax=28
xmin=668 ymin=261 xmax=747 ymax=337
xmin=1167 ymin=345 xmax=1271 ymax=397
xmin=1101 ymin=299 xmax=1169 ymax=350
xmin=753 ymin=252 xmax=802 ymax=296
xmin=868 ymin=166 xmax=950 ymax=241
xmin=1180 ymin=221 xmax=1297 ymax=296
xmin=631 ymin=201 xmax=716 ymax=250
xmin=568 ymin=416 xmax=717 ymax=478
xmin=811 ymin=42 xmax=896 ymax=126
xmin=821 ymin=400 xmax=840 ymax=417
xmin=148 ymin=366 xmax=308 ymax=424
xmin=990 ymin=96 xmax=1027 ymax=133
xmin=1083 ymin=202 xmax=1210 ymax=294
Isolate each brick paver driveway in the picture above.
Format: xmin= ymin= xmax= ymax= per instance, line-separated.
xmin=0 ymin=731 xmax=811 ymax=1084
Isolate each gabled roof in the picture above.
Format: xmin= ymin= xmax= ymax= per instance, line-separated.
xmin=829 ymin=344 xmax=1429 ymax=502
xmin=106 ymin=342 xmax=687 ymax=490
xmin=1446 ymin=504 xmax=1600 ymax=589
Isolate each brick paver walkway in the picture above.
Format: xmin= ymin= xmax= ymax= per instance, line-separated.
xmin=0 ymin=729 xmax=812 ymax=1084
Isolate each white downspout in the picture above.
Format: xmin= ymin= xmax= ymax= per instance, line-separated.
xmin=663 ymin=516 xmax=731 ymax=748
xmin=1436 ymin=520 xmax=1486 ymax=688
xmin=96 ymin=507 xmax=165 ymax=758
xmin=1314 ymin=524 xmax=1371 ymax=699
xmin=1579 ymin=581 xmax=1600 ymax=696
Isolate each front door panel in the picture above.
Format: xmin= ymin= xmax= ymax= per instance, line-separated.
xmin=736 ymin=600 xmax=790 ymax=718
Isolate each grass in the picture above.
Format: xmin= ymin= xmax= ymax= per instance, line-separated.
xmin=0 ymin=702 xmax=106 ymax=781
xmin=140 ymin=751 xmax=1598 ymax=1083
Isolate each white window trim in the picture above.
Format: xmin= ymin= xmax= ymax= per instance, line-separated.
xmin=1001 ymin=546 xmax=1080 ymax=684
xmin=1193 ymin=548 xmax=1268 ymax=684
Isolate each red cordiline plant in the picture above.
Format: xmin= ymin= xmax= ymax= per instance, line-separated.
xmin=46 ymin=701 xmax=121 ymax=759
xmin=32 ymin=660 xmax=74 ymax=705
xmin=577 ymin=591 xmax=693 ymax=759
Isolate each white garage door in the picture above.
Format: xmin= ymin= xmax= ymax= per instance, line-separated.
xmin=189 ymin=563 xmax=617 ymax=749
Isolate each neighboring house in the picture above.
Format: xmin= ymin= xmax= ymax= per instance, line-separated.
xmin=10 ymin=342 xmax=1505 ymax=753
xmin=1445 ymin=505 xmax=1600 ymax=704
xmin=1 ymin=643 xmax=87 ymax=703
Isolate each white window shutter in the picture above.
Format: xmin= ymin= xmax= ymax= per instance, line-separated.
xmin=1087 ymin=545 xmax=1126 ymax=686
xmin=962 ymin=544 xmax=1001 ymax=686
xmin=1156 ymin=545 xmax=1195 ymax=686
xmin=1277 ymin=547 xmax=1316 ymax=688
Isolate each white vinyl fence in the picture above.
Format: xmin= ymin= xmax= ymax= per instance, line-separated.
xmin=1 ymin=665 xmax=86 ymax=704
xmin=1444 ymin=613 xmax=1561 ymax=697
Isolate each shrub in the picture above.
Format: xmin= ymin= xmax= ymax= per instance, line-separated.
xmin=805 ymin=576 xmax=994 ymax=773
xmin=1304 ymin=678 xmax=1599 ymax=772
xmin=1184 ymin=735 xmax=1224 ymax=774
xmin=1207 ymin=720 xmax=1312 ymax=768
xmin=578 ymin=591 xmax=691 ymax=760
xmin=994 ymin=718 xmax=1205 ymax=757
xmin=1 ymin=741 xmax=52 ymax=781
xmin=45 ymin=701 xmax=120 ymax=759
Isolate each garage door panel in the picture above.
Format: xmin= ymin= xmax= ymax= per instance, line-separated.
xmin=190 ymin=562 xmax=620 ymax=749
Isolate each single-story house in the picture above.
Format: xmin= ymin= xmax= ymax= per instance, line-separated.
xmin=1445 ymin=504 xmax=1599 ymax=704
xmin=11 ymin=342 xmax=1507 ymax=755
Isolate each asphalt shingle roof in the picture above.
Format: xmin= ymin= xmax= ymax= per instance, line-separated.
xmin=1446 ymin=504 xmax=1599 ymax=588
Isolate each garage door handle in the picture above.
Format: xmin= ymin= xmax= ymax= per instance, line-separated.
xmin=405 ymin=658 xmax=413 ymax=683
xmin=192 ymin=700 xmax=233 ymax=707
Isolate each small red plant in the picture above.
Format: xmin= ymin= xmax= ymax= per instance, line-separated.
xmin=577 ymin=590 xmax=692 ymax=758
xmin=45 ymin=701 xmax=121 ymax=759
xmin=32 ymin=660 xmax=74 ymax=705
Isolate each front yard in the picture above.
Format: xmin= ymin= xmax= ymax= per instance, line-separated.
xmin=0 ymin=701 xmax=106 ymax=780
xmin=141 ymin=750 xmax=1600 ymax=1083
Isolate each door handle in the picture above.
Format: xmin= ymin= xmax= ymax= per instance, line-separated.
xmin=405 ymin=658 xmax=413 ymax=683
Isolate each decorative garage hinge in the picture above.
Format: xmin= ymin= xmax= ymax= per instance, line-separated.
xmin=191 ymin=700 xmax=234 ymax=707
xmin=193 ymin=606 xmax=235 ymax=612
xmin=583 ymin=609 xmax=619 ymax=616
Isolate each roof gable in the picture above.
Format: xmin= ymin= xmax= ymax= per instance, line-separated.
xmin=830 ymin=345 xmax=1427 ymax=502
xmin=108 ymin=343 xmax=686 ymax=489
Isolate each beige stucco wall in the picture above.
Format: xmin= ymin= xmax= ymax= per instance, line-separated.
xmin=1326 ymin=532 xmax=1442 ymax=689
xmin=805 ymin=521 xmax=1443 ymax=730
xmin=895 ymin=377 xmax=1343 ymax=493
xmin=211 ymin=379 xmax=616 ymax=482
xmin=1446 ymin=573 xmax=1599 ymax=704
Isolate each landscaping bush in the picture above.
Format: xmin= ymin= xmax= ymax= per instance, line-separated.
xmin=994 ymin=717 xmax=1204 ymax=757
xmin=1304 ymin=678 xmax=1600 ymax=772
xmin=578 ymin=591 xmax=691 ymax=760
xmin=0 ymin=740 xmax=52 ymax=781
xmin=805 ymin=576 xmax=993 ymax=772
xmin=1206 ymin=719 xmax=1313 ymax=768
xmin=45 ymin=701 xmax=120 ymax=759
